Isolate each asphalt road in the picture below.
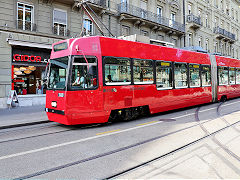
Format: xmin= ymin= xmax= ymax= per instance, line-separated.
xmin=0 ymin=98 xmax=240 ymax=179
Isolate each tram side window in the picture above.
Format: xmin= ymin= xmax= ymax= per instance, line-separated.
xmin=189 ymin=64 xmax=200 ymax=87
xmin=71 ymin=56 xmax=98 ymax=89
xmin=104 ymin=57 xmax=131 ymax=85
xmin=218 ymin=67 xmax=229 ymax=85
xmin=229 ymin=67 xmax=236 ymax=85
xmin=133 ymin=59 xmax=153 ymax=84
xmin=174 ymin=63 xmax=188 ymax=88
xmin=156 ymin=61 xmax=173 ymax=89
xmin=236 ymin=68 xmax=240 ymax=84
xmin=201 ymin=65 xmax=211 ymax=86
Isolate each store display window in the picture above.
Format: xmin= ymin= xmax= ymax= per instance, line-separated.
xmin=13 ymin=65 xmax=46 ymax=95
xmin=12 ymin=46 xmax=50 ymax=95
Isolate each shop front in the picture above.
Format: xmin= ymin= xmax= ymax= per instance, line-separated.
xmin=11 ymin=46 xmax=51 ymax=106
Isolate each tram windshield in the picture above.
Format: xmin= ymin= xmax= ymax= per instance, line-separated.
xmin=48 ymin=56 xmax=68 ymax=90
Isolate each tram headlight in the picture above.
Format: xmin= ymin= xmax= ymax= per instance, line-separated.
xmin=51 ymin=101 xmax=57 ymax=108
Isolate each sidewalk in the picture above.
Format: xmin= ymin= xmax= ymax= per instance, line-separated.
xmin=0 ymin=105 xmax=49 ymax=129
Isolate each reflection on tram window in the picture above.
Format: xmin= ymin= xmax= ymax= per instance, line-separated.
xmin=104 ymin=57 xmax=131 ymax=85
xmin=189 ymin=64 xmax=200 ymax=87
xmin=201 ymin=65 xmax=211 ymax=86
xmin=237 ymin=68 xmax=240 ymax=84
xmin=71 ymin=56 xmax=98 ymax=89
xmin=49 ymin=57 xmax=68 ymax=90
xmin=133 ymin=59 xmax=153 ymax=84
xmin=229 ymin=67 xmax=236 ymax=85
xmin=174 ymin=63 xmax=187 ymax=88
xmin=218 ymin=66 xmax=229 ymax=85
xmin=156 ymin=61 xmax=172 ymax=89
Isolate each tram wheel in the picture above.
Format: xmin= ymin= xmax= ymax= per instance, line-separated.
xmin=220 ymin=95 xmax=227 ymax=102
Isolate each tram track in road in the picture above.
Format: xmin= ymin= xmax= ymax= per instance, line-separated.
xmin=105 ymin=102 xmax=240 ymax=179
xmin=1 ymin=99 xmax=239 ymax=145
xmin=196 ymin=102 xmax=240 ymax=162
xmin=0 ymin=122 xmax=107 ymax=144
xmin=11 ymin=101 xmax=240 ymax=179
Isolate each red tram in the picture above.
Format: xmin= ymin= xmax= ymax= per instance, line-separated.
xmin=45 ymin=36 xmax=240 ymax=125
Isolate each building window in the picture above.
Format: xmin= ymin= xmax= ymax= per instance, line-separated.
xmin=170 ymin=12 xmax=176 ymax=21
xmin=172 ymin=38 xmax=177 ymax=47
xmin=220 ymin=20 xmax=223 ymax=28
xmin=220 ymin=0 xmax=223 ymax=10
xmin=188 ymin=3 xmax=192 ymax=15
xmin=83 ymin=19 xmax=93 ymax=35
xmin=157 ymin=7 xmax=162 ymax=16
xmin=214 ymin=41 xmax=217 ymax=53
xmin=198 ymin=9 xmax=202 ymax=16
xmin=158 ymin=35 xmax=164 ymax=41
xmin=205 ymin=14 xmax=209 ymax=27
xmin=198 ymin=36 xmax=202 ymax=47
xmin=170 ymin=12 xmax=176 ymax=26
xmin=17 ymin=3 xmax=34 ymax=31
xmin=188 ymin=33 xmax=193 ymax=46
xmin=121 ymin=25 xmax=130 ymax=36
xmin=226 ymin=5 xmax=229 ymax=15
xmin=140 ymin=0 xmax=147 ymax=19
xmin=214 ymin=17 xmax=218 ymax=27
xmin=53 ymin=9 xmax=67 ymax=36
xmin=141 ymin=30 xmax=149 ymax=36
xmin=206 ymin=38 xmax=209 ymax=52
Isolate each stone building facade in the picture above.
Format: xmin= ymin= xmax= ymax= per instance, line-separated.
xmin=0 ymin=0 xmax=240 ymax=108
xmin=185 ymin=0 xmax=240 ymax=58
xmin=0 ymin=0 xmax=185 ymax=108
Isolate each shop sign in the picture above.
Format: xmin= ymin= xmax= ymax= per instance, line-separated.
xmin=13 ymin=79 xmax=25 ymax=83
xmin=13 ymin=54 xmax=48 ymax=63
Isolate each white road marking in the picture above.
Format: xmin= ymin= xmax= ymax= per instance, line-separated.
xmin=0 ymin=101 xmax=239 ymax=161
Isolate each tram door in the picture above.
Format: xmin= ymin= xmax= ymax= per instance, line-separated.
xmin=68 ymin=56 xmax=103 ymax=121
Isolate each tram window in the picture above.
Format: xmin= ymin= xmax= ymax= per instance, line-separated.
xmin=201 ymin=65 xmax=211 ymax=86
xmin=174 ymin=63 xmax=188 ymax=88
xmin=156 ymin=61 xmax=173 ymax=89
xmin=133 ymin=59 xmax=153 ymax=84
xmin=189 ymin=64 xmax=200 ymax=87
xmin=49 ymin=56 xmax=68 ymax=90
xmin=236 ymin=68 xmax=240 ymax=84
xmin=104 ymin=57 xmax=131 ymax=85
xmin=218 ymin=66 xmax=229 ymax=85
xmin=71 ymin=56 xmax=98 ymax=90
xmin=229 ymin=67 xmax=236 ymax=85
